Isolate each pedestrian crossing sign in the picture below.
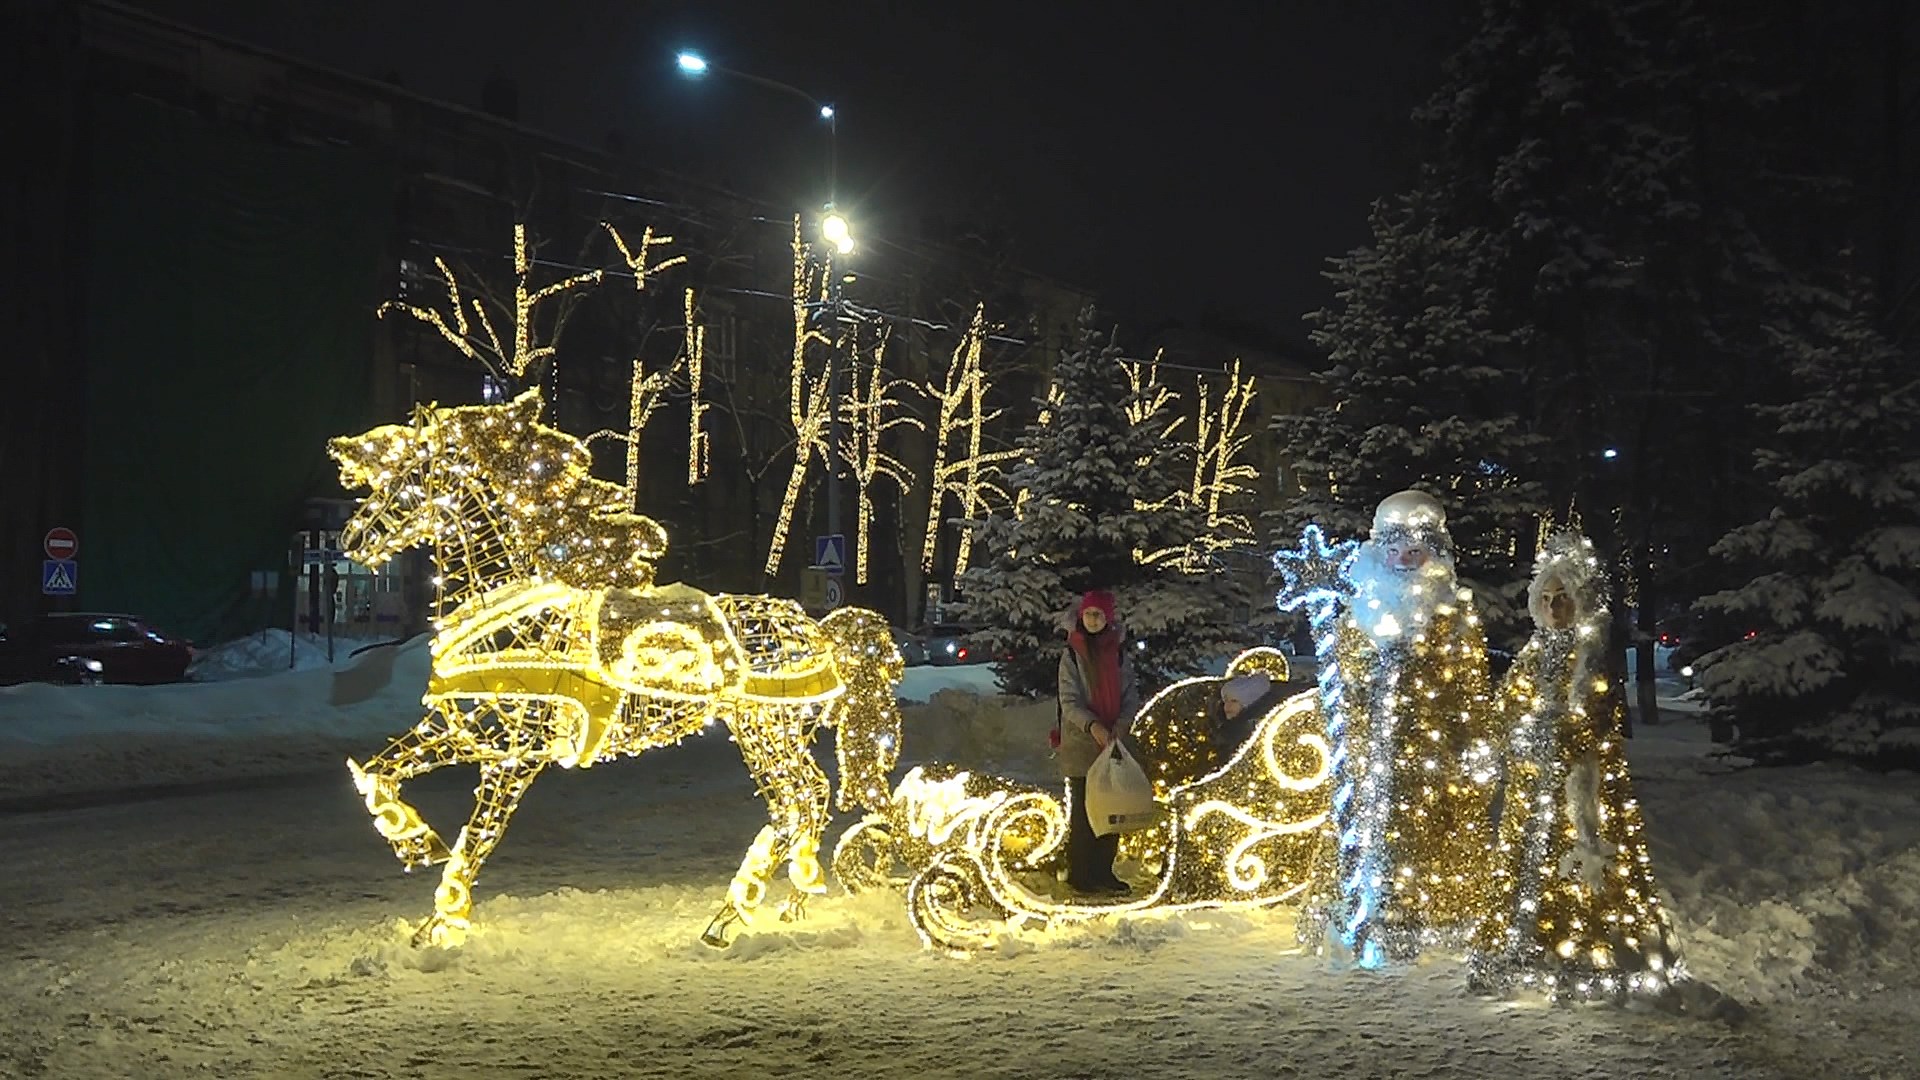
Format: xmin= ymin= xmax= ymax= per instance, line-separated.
xmin=42 ymin=559 xmax=77 ymax=596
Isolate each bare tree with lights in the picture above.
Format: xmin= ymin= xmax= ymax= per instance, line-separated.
xmin=838 ymin=325 xmax=924 ymax=586
xmin=380 ymin=223 xmax=604 ymax=391
xmin=920 ymin=305 xmax=1022 ymax=580
xmin=763 ymin=218 xmax=836 ymax=578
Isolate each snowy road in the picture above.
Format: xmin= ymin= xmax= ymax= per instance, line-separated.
xmin=1 ymin=724 xmax=1916 ymax=1079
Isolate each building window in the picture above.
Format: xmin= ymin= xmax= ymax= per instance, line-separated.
xmin=398 ymin=257 xmax=432 ymax=299
xmin=709 ymin=314 xmax=739 ymax=382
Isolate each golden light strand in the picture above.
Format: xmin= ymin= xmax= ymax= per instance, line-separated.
xmin=600 ymin=223 xmax=691 ymax=500
xmin=685 ymin=287 xmax=709 ymax=485
xmin=510 ymin=223 xmax=603 ymax=379
xmin=1120 ymin=352 xmax=1187 ymax=551
xmin=841 ymin=327 xmax=924 ymax=585
xmin=1189 ymin=360 xmax=1260 ymax=555
xmin=378 ymin=256 xmax=507 ymax=378
xmin=922 ymin=305 xmax=1021 ymax=575
xmin=765 ymin=218 xmax=834 ymax=576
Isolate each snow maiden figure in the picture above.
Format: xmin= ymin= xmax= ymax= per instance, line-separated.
xmin=1467 ymin=531 xmax=1683 ymax=1000
xmin=1291 ymin=490 xmax=1503 ymax=966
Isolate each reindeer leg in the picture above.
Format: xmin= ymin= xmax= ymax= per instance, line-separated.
xmin=702 ymin=705 xmax=832 ymax=944
xmin=412 ymin=757 xmax=547 ymax=948
xmin=350 ymin=706 xmax=472 ymax=868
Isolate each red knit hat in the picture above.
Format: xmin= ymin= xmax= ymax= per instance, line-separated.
xmin=1077 ymin=589 xmax=1117 ymax=622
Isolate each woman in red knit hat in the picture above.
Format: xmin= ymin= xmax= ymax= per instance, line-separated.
xmin=1055 ymin=588 xmax=1141 ymax=895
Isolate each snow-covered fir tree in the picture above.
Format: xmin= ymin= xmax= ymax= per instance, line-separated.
xmin=1699 ymin=300 xmax=1920 ymax=764
xmin=1271 ymin=186 xmax=1549 ymax=643
xmin=1277 ymin=0 xmax=1854 ymax=668
xmin=960 ymin=311 xmax=1252 ymax=696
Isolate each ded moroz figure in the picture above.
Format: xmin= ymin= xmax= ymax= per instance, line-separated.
xmin=1295 ymin=490 xmax=1504 ymax=966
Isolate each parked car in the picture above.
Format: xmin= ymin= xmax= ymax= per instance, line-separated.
xmin=1657 ymin=612 xmax=1757 ymax=673
xmin=0 ymin=613 xmax=194 ymax=686
xmin=890 ymin=628 xmax=928 ymax=667
xmin=921 ymin=623 xmax=988 ymax=666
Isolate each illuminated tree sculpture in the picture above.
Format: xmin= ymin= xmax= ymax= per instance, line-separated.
xmin=379 ymin=223 xmax=603 ymax=386
xmin=921 ymin=305 xmax=1021 ymax=576
xmin=330 ymin=391 xmax=905 ymax=949
xmin=598 ymin=223 xmax=696 ymax=495
xmin=1187 ymin=361 xmax=1260 ymax=555
xmin=840 ymin=326 xmax=924 ymax=585
xmin=1122 ymin=351 xmax=1188 ymax=524
xmin=834 ymin=648 xmax=1328 ymax=954
xmin=765 ymin=218 xmax=835 ymax=576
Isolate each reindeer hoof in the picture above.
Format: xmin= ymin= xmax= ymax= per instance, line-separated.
xmin=779 ymin=890 xmax=811 ymax=924
xmin=410 ymin=911 xmax=469 ymax=949
xmin=700 ymin=905 xmax=741 ymax=948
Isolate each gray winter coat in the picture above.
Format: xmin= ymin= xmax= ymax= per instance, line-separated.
xmin=1056 ymin=637 xmax=1142 ymax=776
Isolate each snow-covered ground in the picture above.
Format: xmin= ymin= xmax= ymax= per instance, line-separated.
xmin=1 ymin=646 xmax=1915 ymax=1077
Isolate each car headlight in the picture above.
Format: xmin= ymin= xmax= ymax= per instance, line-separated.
xmin=81 ymin=658 xmax=104 ymax=673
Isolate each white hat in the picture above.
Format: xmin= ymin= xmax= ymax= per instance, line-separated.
xmin=1372 ymin=490 xmax=1446 ymax=534
xmin=1222 ymin=673 xmax=1272 ymax=711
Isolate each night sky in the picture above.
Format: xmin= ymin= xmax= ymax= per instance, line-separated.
xmin=126 ymin=0 xmax=1459 ymax=348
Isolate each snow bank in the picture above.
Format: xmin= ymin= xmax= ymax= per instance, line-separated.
xmin=0 ymin=638 xmax=433 ymax=800
xmin=896 ymin=662 xmax=1002 ymax=702
xmin=1641 ymin=747 xmax=1920 ymax=1006
xmin=187 ymin=628 xmax=401 ymax=682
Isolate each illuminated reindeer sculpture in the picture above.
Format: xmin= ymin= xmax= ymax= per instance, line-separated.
xmin=330 ymin=390 xmax=903 ymax=947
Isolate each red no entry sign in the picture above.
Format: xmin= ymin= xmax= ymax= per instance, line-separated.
xmin=44 ymin=527 xmax=78 ymax=560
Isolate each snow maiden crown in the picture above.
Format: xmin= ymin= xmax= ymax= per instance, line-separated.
xmin=1527 ymin=530 xmax=1607 ymax=630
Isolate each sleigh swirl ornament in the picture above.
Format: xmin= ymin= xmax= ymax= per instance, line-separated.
xmin=330 ymin=391 xmax=904 ymax=948
xmin=834 ymin=648 xmax=1332 ymax=954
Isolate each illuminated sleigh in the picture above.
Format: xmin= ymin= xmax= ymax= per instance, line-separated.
xmin=833 ymin=648 xmax=1331 ymax=953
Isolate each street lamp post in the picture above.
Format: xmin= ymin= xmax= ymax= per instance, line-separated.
xmin=676 ymin=51 xmax=837 ymax=202
xmin=677 ymin=50 xmax=853 ymax=596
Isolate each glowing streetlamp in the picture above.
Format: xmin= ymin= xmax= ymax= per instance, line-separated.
xmin=821 ymin=211 xmax=854 ymax=255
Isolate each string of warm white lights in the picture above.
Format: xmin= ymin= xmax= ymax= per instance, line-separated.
xmin=834 ymin=649 xmax=1330 ymax=954
xmin=1187 ymin=360 xmax=1260 ymax=553
xmin=921 ymin=305 xmax=1022 ymax=576
xmin=839 ymin=326 xmax=924 ymax=585
xmin=684 ymin=287 xmax=710 ymax=485
xmin=765 ymin=218 xmax=835 ymax=575
xmin=331 ymin=392 xmax=905 ymax=948
xmin=1123 ymin=353 xmax=1187 ymax=528
xmin=1467 ymin=532 xmax=1683 ymax=1001
xmin=602 ymin=223 xmax=691 ymax=500
xmin=381 ymin=224 xmax=603 ymax=385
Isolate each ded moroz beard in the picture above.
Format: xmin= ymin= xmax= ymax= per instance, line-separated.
xmin=1346 ymin=539 xmax=1460 ymax=644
